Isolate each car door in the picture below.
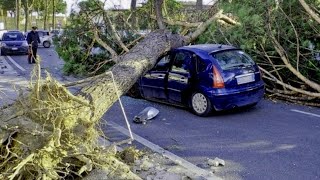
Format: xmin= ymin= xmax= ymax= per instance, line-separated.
xmin=167 ymin=50 xmax=192 ymax=103
xmin=140 ymin=54 xmax=172 ymax=100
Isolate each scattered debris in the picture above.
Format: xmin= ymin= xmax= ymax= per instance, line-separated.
xmin=207 ymin=157 xmax=225 ymax=167
xmin=133 ymin=107 xmax=159 ymax=124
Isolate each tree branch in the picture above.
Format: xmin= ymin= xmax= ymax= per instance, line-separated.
xmin=155 ymin=0 xmax=166 ymax=29
xmin=299 ymin=0 xmax=320 ymax=24
xmin=93 ymin=28 xmax=118 ymax=59
xmin=103 ymin=12 xmax=130 ymax=53
xmin=260 ymin=67 xmax=320 ymax=97
xmin=185 ymin=10 xmax=223 ymax=44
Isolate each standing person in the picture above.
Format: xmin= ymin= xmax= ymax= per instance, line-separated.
xmin=26 ymin=26 xmax=41 ymax=64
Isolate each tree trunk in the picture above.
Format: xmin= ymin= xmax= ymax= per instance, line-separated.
xmin=0 ymin=9 xmax=226 ymax=178
xmin=16 ymin=0 xmax=20 ymax=30
xmin=44 ymin=0 xmax=48 ymax=29
xmin=155 ymin=0 xmax=165 ymax=29
xmin=23 ymin=0 xmax=29 ymax=32
xmin=52 ymin=0 xmax=55 ymax=30
xmin=130 ymin=0 xmax=137 ymax=29
xmin=81 ymin=30 xmax=185 ymax=120
xmin=196 ymin=0 xmax=203 ymax=10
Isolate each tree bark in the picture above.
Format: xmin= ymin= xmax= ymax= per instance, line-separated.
xmin=196 ymin=0 xmax=203 ymax=10
xmin=52 ymin=0 xmax=55 ymax=30
xmin=16 ymin=0 xmax=20 ymax=30
xmin=155 ymin=0 xmax=165 ymax=29
xmin=130 ymin=0 xmax=137 ymax=29
xmin=43 ymin=0 xmax=48 ymax=30
xmin=80 ymin=30 xmax=185 ymax=121
xmin=0 ymin=10 xmax=227 ymax=178
xmin=23 ymin=0 xmax=29 ymax=32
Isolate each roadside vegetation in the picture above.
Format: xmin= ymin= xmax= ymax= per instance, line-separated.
xmin=0 ymin=0 xmax=319 ymax=179
xmin=0 ymin=0 xmax=66 ymax=31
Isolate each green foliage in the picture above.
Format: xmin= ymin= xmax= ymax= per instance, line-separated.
xmin=0 ymin=0 xmax=15 ymax=12
xmin=197 ymin=0 xmax=320 ymax=84
xmin=55 ymin=0 xmax=117 ymax=76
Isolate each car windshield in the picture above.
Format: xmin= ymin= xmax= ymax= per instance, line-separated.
xmin=2 ymin=33 xmax=25 ymax=41
xmin=211 ymin=50 xmax=255 ymax=70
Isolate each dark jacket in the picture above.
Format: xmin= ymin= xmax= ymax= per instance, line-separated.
xmin=26 ymin=31 xmax=41 ymax=48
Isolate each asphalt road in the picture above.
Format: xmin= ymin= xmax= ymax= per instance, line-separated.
xmin=3 ymin=47 xmax=320 ymax=180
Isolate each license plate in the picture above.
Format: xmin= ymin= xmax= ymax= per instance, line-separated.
xmin=11 ymin=47 xmax=18 ymax=50
xmin=236 ymin=73 xmax=255 ymax=85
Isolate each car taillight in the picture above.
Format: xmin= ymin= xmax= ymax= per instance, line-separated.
xmin=213 ymin=66 xmax=225 ymax=88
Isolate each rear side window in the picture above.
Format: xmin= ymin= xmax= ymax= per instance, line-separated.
xmin=192 ymin=54 xmax=207 ymax=73
xmin=211 ymin=50 xmax=255 ymax=70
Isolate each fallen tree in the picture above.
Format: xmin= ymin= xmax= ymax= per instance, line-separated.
xmin=0 ymin=3 xmax=236 ymax=178
xmin=197 ymin=0 xmax=320 ymax=106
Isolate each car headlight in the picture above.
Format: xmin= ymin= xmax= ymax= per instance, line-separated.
xmin=1 ymin=43 xmax=7 ymax=47
xmin=22 ymin=42 xmax=29 ymax=47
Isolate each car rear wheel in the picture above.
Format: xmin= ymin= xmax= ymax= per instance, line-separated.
xmin=43 ymin=41 xmax=51 ymax=48
xmin=0 ymin=50 xmax=6 ymax=56
xmin=190 ymin=92 xmax=212 ymax=116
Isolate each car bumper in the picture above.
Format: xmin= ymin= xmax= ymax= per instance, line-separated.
xmin=1 ymin=46 xmax=29 ymax=54
xmin=208 ymin=84 xmax=265 ymax=111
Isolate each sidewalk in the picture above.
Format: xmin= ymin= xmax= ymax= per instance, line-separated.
xmin=0 ymin=56 xmax=29 ymax=106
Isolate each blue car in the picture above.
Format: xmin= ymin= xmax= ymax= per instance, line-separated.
xmin=129 ymin=44 xmax=265 ymax=116
xmin=0 ymin=31 xmax=29 ymax=56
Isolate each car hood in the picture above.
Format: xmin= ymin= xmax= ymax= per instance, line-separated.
xmin=1 ymin=41 xmax=26 ymax=46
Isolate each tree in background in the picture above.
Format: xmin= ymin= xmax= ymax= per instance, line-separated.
xmin=0 ymin=0 xmax=16 ymax=27
xmin=21 ymin=0 xmax=35 ymax=32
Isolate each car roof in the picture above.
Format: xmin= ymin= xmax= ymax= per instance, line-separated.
xmin=177 ymin=44 xmax=239 ymax=54
xmin=8 ymin=30 xmax=19 ymax=32
xmin=3 ymin=31 xmax=23 ymax=34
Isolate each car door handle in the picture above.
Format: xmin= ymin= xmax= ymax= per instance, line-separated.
xmin=179 ymin=77 xmax=187 ymax=82
xmin=157 ymin=75 xmax=164 ymax=79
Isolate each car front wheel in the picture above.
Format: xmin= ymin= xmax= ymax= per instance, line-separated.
xmin=190 ymin=92 xmax=212 ymax=116
xmin=43 ymin=41 xmax=51 ymax=48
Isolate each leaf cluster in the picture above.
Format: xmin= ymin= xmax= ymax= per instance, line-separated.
xmin=197 ymin=0 xmax=320 ymax=84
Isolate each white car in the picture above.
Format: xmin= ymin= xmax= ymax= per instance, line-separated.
xmin=25 ymin=30 xmax=53 ymax=48
xmin=37 ymin=30 xmax=53 ymax=48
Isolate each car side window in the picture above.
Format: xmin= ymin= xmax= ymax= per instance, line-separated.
xmin=172 ymin=52 xmax=190 ymax=73
xmin=192 ymin=54 xmax=207 ymax=73
xmin=152 ymin=55 xmax=171 ymax=71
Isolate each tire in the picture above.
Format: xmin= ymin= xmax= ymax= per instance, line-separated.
xmin=246 ymin=102 xmax=258 ymax=109
xmin=190 ymin=92 xmax=212 ymax=117
xmin=127 ymin=83 xmax=142 ymax=98
xmin=1 ymin=50 xmax=6 ymax=56
xmin=43 ymin=41 xmax=51 ymax=48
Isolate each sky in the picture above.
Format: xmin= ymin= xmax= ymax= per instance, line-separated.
xmin=65 ymin=0 xmax=216 ymax=15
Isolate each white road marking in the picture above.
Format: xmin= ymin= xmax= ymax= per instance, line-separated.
xmin=6 ymin=56 xmax=26 ymax=72
xmin=291 ymin=109 xmax=320 ymax=118
xmin=108 ymin=121 xmax=221 ymax=180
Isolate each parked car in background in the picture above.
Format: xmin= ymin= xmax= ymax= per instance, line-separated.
xmin=50 ymin=29 xmax=64 ymax=38
xmin=129 ymin=44 xmax=265 ymax=116
xmin=37 ymin=30 xmax=52 ymax=48
xmin=25 ymin=30 xmax=52 ymax=48
xmin=0 ymin=31 xmax=28 ymax=56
